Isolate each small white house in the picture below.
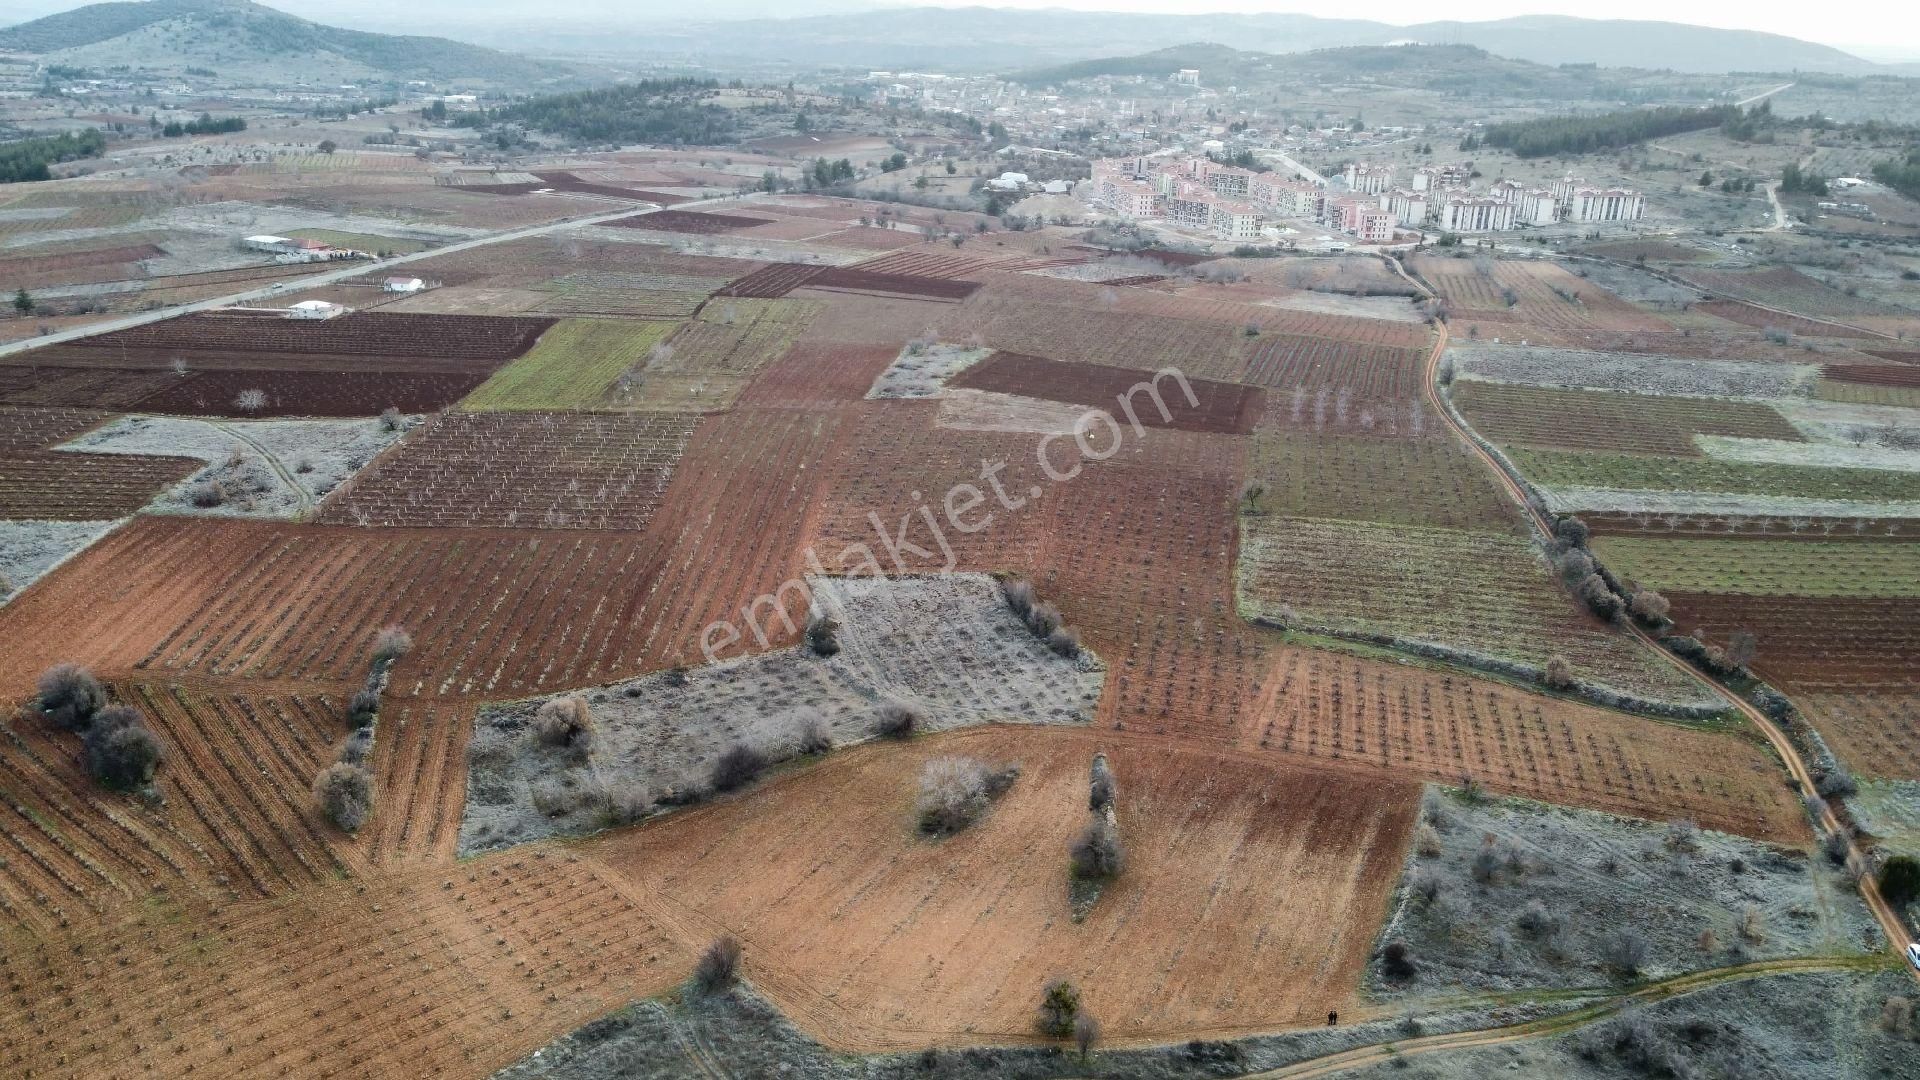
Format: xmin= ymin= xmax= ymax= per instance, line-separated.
xmin=1042 ymin=179 xmax=1072 ymax=195
xmin=286 ymin=300 xmax=345 ymax=320
xmin=383 ymin=276 xmax=426 ymax=294
xmin=243 ymin=234 xmax=296 ymax=253
xmin=988 ymin=171 xmax=1030 ymax=191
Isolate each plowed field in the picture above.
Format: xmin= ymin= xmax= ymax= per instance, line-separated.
xmin=595 ymin=727 xmax=1420 ymax=1048
xmin=950 ymin=351 xmax=1265 ymax=434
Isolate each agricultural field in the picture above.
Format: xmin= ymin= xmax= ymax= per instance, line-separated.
xmin=1238 ymin=515 xmax=1718 ymax=709
xmin=1249 ymin=428 xmax=1522 ymax=532
xmin=1593 ymin=537 xmax=1920 ymax=597
xmin=0 ymin=161 xmax=1902 ymax=1077
xmin=1452 ymin=382 xmax=1801 ymax=455
xmin=602 ymin=297 xmax=819 ymax=412
xmin=461 ymin=574 xmax=1103 ymax=853
xmin=459 ymin=319 xmax=673 ymax=411
xmin=595 ymin=728 xmax=1421 ymax=1047
xmin=316 ymin=411 xmax=699 ymax=529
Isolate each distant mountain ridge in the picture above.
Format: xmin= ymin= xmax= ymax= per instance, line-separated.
xmin=0 ymin=0 xmax=567 ymax=83
xmin=639 ymin=7 xmax=1878 ymax=75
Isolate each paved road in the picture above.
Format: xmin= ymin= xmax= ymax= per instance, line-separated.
xmin=1734 ymin=82 xmax=1796 ymax=108
xmin=1256 ymin=149 xmax=1328 ymax=187
xmin=0 ymin=191 xmax=754 ymax=359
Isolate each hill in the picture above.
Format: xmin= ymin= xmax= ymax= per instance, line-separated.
xmin=0 ymin=0 xmax=567 ymax=83
xmin=1009 ymin=43 xmax=1646 ymax=101
xmin=636 ymin=7 xmax=1878 ymax=76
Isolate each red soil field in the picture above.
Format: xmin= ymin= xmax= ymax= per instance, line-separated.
xmin=1241 ymin=336 xmax=1428 ymax=400
xmin=132 ymin=368 xmax=495 ymax=417
xmin=607 ymin=209 xmax=774 ymax=234
xmin=0 ymin=449 xmax=200 ymax=519
xmin=801 ymin=266 xmax=982 ymax=301
xmin=1796 ymin=689 xmax=1920 ymax=781
xmin=717 ymin=262 xmax=824 ymax=298
xmin=952 ymin=351 xmax=1266 ymax=434
xmin=1822 ymin=363 xmax=1920 ymax=388
xmin=596 ymin=727 xmax=1420 ymax=1048
xmin=0 ymin=681 xmax=357 ymax=934
xmin=361 ymin=699 xmax=472 ymax=865
xmin=1415 ymin=258 xmax=1671 ymax=332
xmin=736 ymin=342 xmax=899 ymax=406
xmin=53 ymin=311 xmax=558 ymax=365
xmin=1241 ymin=646 xmax=1806 ymax=844
xmin=0 ymin=858 xmax=690 ymax=1078
xmin=0 ymin=241 xmax=161 ymax=276
xmin=1664 ymin=592 xmax=1919 ymax=687
xmin=316 ymin=411 xmax=700 ymax=530
xmin=0 ymin=405 xmax=108 ymax=452
xmin=0 ymin=365 xmax=181 ymax=409
xmin=935 ymin=296 xmax=1253 ymax=381
xmin=1696 ymin=299 xmax=1876 ymax=339
xmin=849 ymin=249 xmax=1001 ymax=279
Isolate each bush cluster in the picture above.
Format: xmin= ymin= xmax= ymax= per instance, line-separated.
xmin=36 ymin=666 xmax=164 ymax=790
xmin=711 ymin=743 xmax=767 ymax=792
xmin=1004 ymin=578 xmax=1082 ymax=659
xmin=1069 ymin=817 xmax=1125 ymax=880
xmin=914 ymin=756 xmax=1020 ymax=836
xmin=314 ymin=761 xmax=374 ymax=832
xmin=694 ymin=935 xmax=741 ymax=994
xmin=533 ymin=694 xmax=594 ymax=751
xmin=804 ymin=609 xmax=840 ymax=657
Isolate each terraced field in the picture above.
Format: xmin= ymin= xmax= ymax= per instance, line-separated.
xmin=1511 ymin=447 xmax=1920 ymax=505
xmin=1593 ymin=536 xmax=1920 ymax=597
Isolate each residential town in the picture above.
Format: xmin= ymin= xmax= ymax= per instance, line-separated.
xmin=1085 ymin=151 xmax=1644 ymax=247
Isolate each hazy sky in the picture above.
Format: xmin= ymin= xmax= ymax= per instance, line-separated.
xmin=8 ymin=0 xmax=1913 ymax=60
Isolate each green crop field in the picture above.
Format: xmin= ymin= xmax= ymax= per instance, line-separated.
xmin=459 ymin=319 xmax=675 ymax=411
xmin=1510 ymin=447 xmax=1920 ymax=504
xmin=1248 ymin=428 xmax=1524 ymax=534
xmin=1238 ymin=515 xmax=1716 ymax=707
xmin=1593 ymin=536 xmax=1920 ymax=598
xmin=1813 ymin=379 xmax=1920 ymax=409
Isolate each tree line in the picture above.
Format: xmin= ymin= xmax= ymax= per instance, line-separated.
xmin=161 ymin=113 xmax=246 ymax=138
xmin=1873 ymin=149 xmax=1920 ymax=201
xmin=1482 ymin=104 xmax=1740 ymax=159
xmin=487 ymin=78 xmax=737 ymax=145
xmin=0 ymin=129 xmax=106 ymax=184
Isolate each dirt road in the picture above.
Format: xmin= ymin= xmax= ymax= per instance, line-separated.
xmin=1420 ymin=319 xmax=1918 ymax=984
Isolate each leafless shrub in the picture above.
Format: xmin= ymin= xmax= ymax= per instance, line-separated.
xmin=336 ymin=727 xmax=373 ymax=766
xmin=347 ymin=689 xmax=380 ymax=729
xmin=1415 ymin=823 xmax=1442 ymax=857
xmin=532 ymin=694 xmax=593 ymax=750
xmin=233 ymin=388 xmax=267 ymax=413
xmin=1516 ymin=899 xmax=1563 ymax=941
xmin=796 ymin=713 xmax=832 ymax=755
xmin=711 ymin=743 xmax=767 ymax=791
xmin=1047 ymin=626 xmax=1081 ymax=659
xmin=693 ymin=935 xmax=741 ymax=993
xmin=1543 ymin=655 xmax=1574 ymax=691
xmin=379 ymin=406 xmax=403 ymax=432
xmin=1069 ymin=817 xmax=1124 ymax=880
xmin=37 ymin=663 xmax=105 ymax=731
xmin=1380 ymin=940 xmax=1416 ymax=980
xmin=1739 ymin=906 xmax=1765 ymax=943
xmin=915 ymin=756 xmax=1021 ymax=835
xmin=804 ymin=609 xmax=840 ymax=657
xmin=1629 ymin=589 xmax=1670 ymax=624
xmin=1816 ymin=765 xmax=1856 ymax=800
xmin=1882 ymin=996 xmax=1914 ymax=1039
xmin=1073 ymin=1012 xmax=1101 ymax=1058
xmin=1003 ymin=577 xmax=1034 ymax=617
xmin=314 ymin=762 xmax=374 ymax=832
xmin=371 ymin=626 xmax=413 ymax=663
xmin=1664 ymin=818 xmax=1699 ymax=852
xmin=1025 ymin=601 xmax=1062 ymax=638
xmin=873 ymin=700 xmax=921 ymax=739
xmin=1823 ymin=828 xmax=1852 ymax=866
xmin=187 ymin=480 xmax=226 ymax=507
xmin=1601 ymin=928 xmax=1650 ymax=977
xmin=599 ymin=781 xmax=652 ymax=827
xmin=1089 ymin=753 xmax=1116 ymax=812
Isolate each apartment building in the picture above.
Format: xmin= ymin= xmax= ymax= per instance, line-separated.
xmin=1568 ymin=187 xmax=1645 ymax=223
xmin=1344 ymin=162 xmax=1394 ymax=195
xmin=1436 ymin=195 xmax=1516 ymax=232
xmin=1386 ymin=189 xmax=1430 ymax=227
xmin=1515 ymin=189 xmax=1560 ymax=226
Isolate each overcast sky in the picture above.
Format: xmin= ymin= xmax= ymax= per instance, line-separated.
xmin=9 ymin=0 xmax=1914 ymax=61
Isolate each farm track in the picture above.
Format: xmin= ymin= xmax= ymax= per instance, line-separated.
xmin=207 ymin=419 xmax=310 ymax=516
xmin=1422 ymin=319 xmax=1920 ymax=985
xmin=1234 ymin=955 xmax=1884 ymax=1079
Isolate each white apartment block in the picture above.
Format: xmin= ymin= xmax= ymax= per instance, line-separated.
xmin=1516 ymin=189 xmax=1560 ymax=226
xmin=1548 ymin=175 xmax=1585 ymax=208
xmin=1437 ymin=195 xmax=1516 ymax=232
xmin=1344 ymin=162 xmax=1394 ymax=195
xmin=1386 ymin=189 xmax=1429 ymax=227
xmin=1568 ymin=187 xmax=1645 ymax=223
xmin=1208 ymin=199 xmax=1266 ymax=240
xmin=1249 ymin=174 xmax=1321 ymax=218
